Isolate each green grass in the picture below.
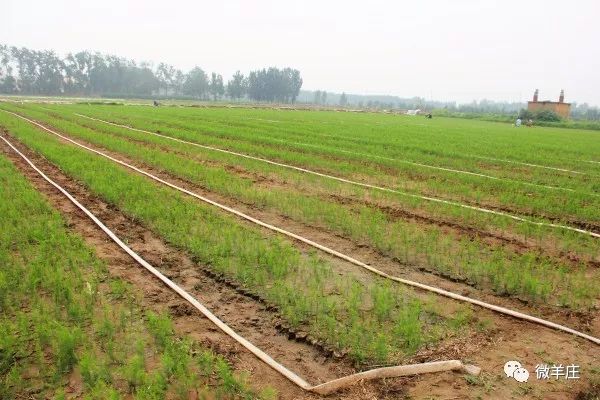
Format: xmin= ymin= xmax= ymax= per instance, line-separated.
xmin=30 ymin=102 xmax=600 ymax=253
xmin=60 ymin=103 xmax=600 ymax=217
xmin=2 ymin=99 xmax=598 ymax=399
xmin=0 ymin=154 xmax=265 ymax=399
xmin=2 ymin=103 xmax=598 ymax=308
xmin=0 ymin=110 xmax=473 ymax=365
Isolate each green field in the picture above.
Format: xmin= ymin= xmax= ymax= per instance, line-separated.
xmin=1 ymin=101 xmax=599 ymax=399
xmin=0 ymin=152 xmax=267 ymax=399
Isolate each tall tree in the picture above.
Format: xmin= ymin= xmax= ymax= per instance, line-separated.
xmin=36 ymin=50 xmax=64 ymax=94
xmin=313 ymin=90 xmax=321 ymax=104
xmin=12 ymin=47 xmax=39 ymax=94
xmin=209 ymin=72 xmax=224 ymax=100
xmin=173 ymin=69 xmax=185 ymax=96
xmin=246 ymin=70 xmax=262 ymax=101
xmin=288 ymin=68 xmax=302 ymax=103
xmin=226 ymin=71 xmax=246 ymax=100
xmin=64 ymin=51 xmax=92 ymax=94
xmin=0 ymin=44 xmax=305 ymax=105
xmin=155 ymin=63 xmax=176 ymax=95
xmin=339 ymin=92 xmax=348 ymax=107
xmin=182 ymin=67 xmax=208 ymax=99
xmin=0 ymin=45 xmax=16 ymax=93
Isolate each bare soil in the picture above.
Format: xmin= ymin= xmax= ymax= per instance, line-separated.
xmin=23 ymin=117 xmax=598 ymax=327
xmin=0 ymin=134 xmax=362 ymax=399
xmin=2 ymin=119 xmax=599 ymax=399
xmin=69 ymin=114 xmax=600 ymax=269
xmin=103 ymin=113 xmax=600 ymax=234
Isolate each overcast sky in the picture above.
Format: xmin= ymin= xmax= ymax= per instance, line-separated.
xmin=3 ymin=0 xmax=599 ymax=105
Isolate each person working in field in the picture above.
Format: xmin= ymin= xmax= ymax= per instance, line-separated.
xmin=515 ymin=118 xmax=522 ymax=127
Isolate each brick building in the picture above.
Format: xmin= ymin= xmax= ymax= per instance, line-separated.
xmin=527 ymin=89 xmax=571 ymax=119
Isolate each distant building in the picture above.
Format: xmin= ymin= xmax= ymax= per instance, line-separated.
xmin=527 ymin=89 xmax=571 ymax=119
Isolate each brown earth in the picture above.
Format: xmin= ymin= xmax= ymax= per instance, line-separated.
xmin=0 ymin=134 xmax=365 ymax=399
xmin=1 ymin=118 xmax=599 ymax=399
xmin=17 ymin=114 xmax=599 ymax=327
xmin=71 ymin=109 xmax=600 ymax=233
xmin=61 ymin=111 xmax=600 ymax=269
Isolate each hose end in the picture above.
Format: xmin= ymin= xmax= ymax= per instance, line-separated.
xmin=462 ymin=364 xmax=481 ymax=376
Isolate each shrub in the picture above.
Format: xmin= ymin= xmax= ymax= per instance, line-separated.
xmin=518 ymin=108 xmax=562 ymax=122
xmin=535 ymin=109 xmax=562 ymax=122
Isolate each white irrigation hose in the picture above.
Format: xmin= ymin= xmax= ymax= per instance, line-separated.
xmin=206 ymin=114 xmax=590 ymax=176
xmin=269 ymin=128 xmax=591 ymax=177
xmin=471 ymin=155 xmax=587 ymax=175
xmin=22 ymin=102 xmax=596 ymax=176
xmin=259 ymin=136 xmax=595 ymax=196
xmin=0 ymin=134 xmax=480 ymax=395
xmin=73 ymin=113 xmax=600 ymax=239
xmin=5 ymin=111 xmax=600 ymax=347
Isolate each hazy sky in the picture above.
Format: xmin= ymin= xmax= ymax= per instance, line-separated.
xmin=3 ymin=0 xmax=599 ymax=105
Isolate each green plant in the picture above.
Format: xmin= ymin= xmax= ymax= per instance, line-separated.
xmin=54 ymin=326 xmax=80 ymax=374
xmin=0 ymin=153 xmax=266 ymax=398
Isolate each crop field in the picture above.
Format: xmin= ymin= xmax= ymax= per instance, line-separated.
xmin=0 ymin=149 xmax=267 ymax=399
xmin=1 ymin=100 xmax=599 ymax=399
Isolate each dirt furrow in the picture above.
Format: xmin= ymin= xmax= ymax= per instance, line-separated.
xmin=73 ymin=112 xmax=600 ymax=232
xmin=2 ymin=125 xmax=600 ymax=399
xmin=61 ymin=113 xmax=599 ymax=268
xmin=8 ymin=114 xmax=600 ymax=330
xmin=0 ymin=135 xmax=373 ymax=399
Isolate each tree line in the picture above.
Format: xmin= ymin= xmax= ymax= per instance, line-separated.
xmin=0 ymin=44 xmax=303 ymax=102
xmin=305 ymin=90 xmax=600 ymax=121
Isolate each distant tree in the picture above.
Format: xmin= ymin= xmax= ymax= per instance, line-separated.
xmin=518 ymin=109 xmax=535 ymax=120
xmin=12 ymin=47 xmax=38 ymax=94
xmin=155 ymin=63 xmax=176 ymax=95
xmin=313 ymin=90 xmax=321 ymax=104
xmin=246 ymin=70 xmax=260 ymax=101
xmin=245 ymin=67 xmax=302 ymax=103
xmin=209 ymin=72 xmax=224 ymax=100
xmin=0 ymin=43 xmax=304 ymax=103
xmin=0 ymin=75 xmax=17 ymax=93
xmin=584 ymin=108 xmax=600 ymax=121
xmin=226 ymin=71 xmax=246 ymax=100
xmin=288 ymin=68 xmax=302 ymax=103
xmin=0 ymin=44 xmax=9 ymax=76
xmin=339 ymin=92 xmax=348 ymax=107
xmin=64 ymin=51 xmax=92 ymax=94
xmin=30 ymin=50 xmax=64 ymax=94
xmin=173 ymin=70 xmax=185 ymax=96
xmin=0 ymin=45 xmax=17 ymax=93
xmin=182 ymin=67 xmax=208 ymax=99
xmin=321 ymin=91 xmax=327 ymax=105
xmin=519 ymin=108 xmax=562 ymax=122
xmin=132 ymin=66 xmax=160 ymax=95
